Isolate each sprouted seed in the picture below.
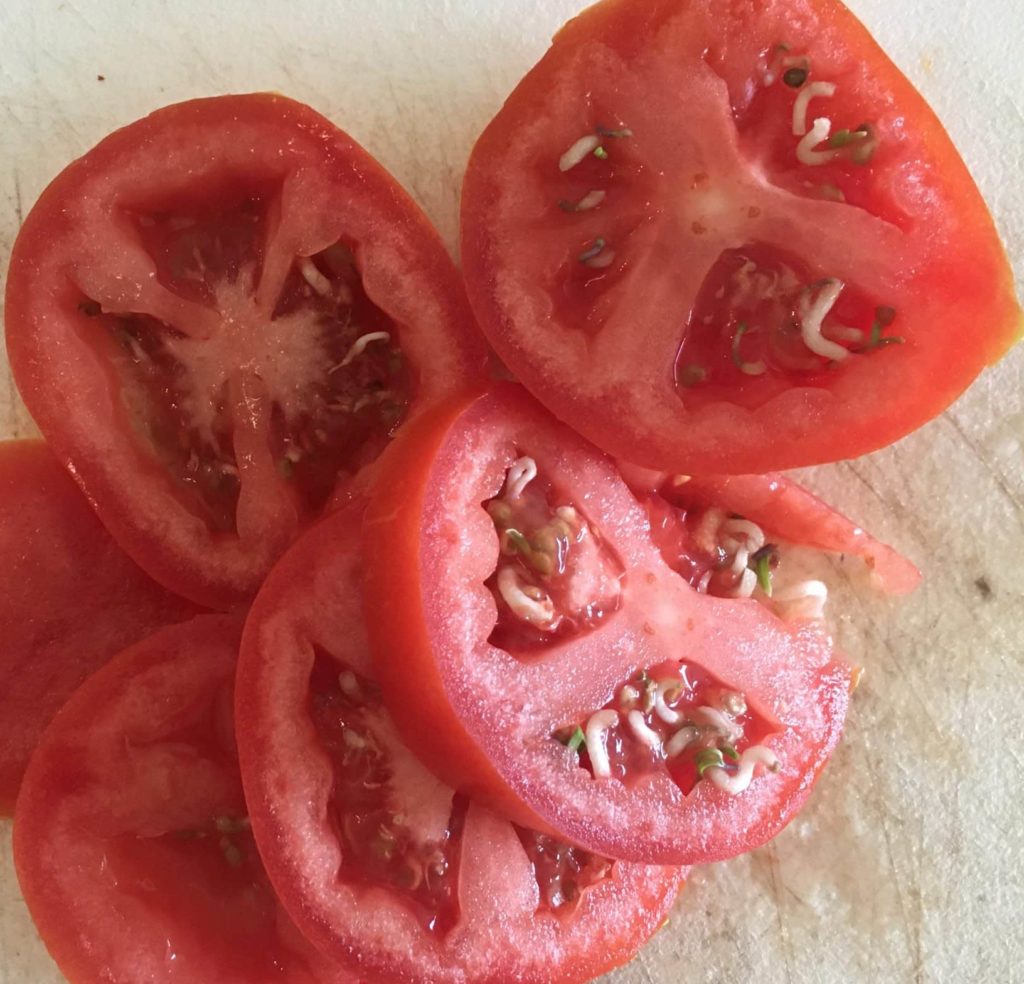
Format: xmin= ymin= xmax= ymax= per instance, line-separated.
xmin=578 ymin=238 xmax=615 ymax=268
xmin=783 ymin=66 xmax=808 ymax=87
xmin=558 ymin=190 xmax=607 ymax=213
xmin=559 ymin=134 xmax=601 ymax=171
xmin=330 ymin=331 xmax=392 ymax=372
xmin=731 ymin=322 xmax=767 ymax=376
xmin=793 ymin=81 xmax=837 ymax=136
xmin=796 ymin=116 xmax=839 ymax=166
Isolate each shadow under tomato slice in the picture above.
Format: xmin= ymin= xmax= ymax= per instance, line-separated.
xmin=13 ymin=614 xmax=354 ymax=984
xmin=460 ymin=0 xmax=1021 ymax=475
xmin=362 ymin=385 xmax=852 ymax=865
xmin=0 ymin=439 xmax=203 ymax=815
xmin=5 ymin=93 xmax=486 ymax=610
xmin=235 ymin=501 xmax=683 ymax=984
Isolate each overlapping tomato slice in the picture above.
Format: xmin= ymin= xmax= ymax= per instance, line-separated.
xmin=362 ymin=385 xmax=852 ymax=864
xmin=14 ymin=615 xmax=354 ymax=984
xmin=460 ymin=0 xmax=1021 ymax=473
xmin=0 ymin=439 xmax=202 ymax=814
xmin=5 ymin=93 xmax=486 ymax=608
xmin=236 ymin=502 xmax=683 ymax=984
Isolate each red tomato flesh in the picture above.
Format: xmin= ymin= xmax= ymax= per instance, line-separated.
xmin=5 ymin=93 xmax=486 ymax=609
xmin=363 ymin=386 xmax=852 ymax=864
xmin=460 ymin=0 xmax=1022 ymax=473
xmin=0 ymin=439 xmax=201 ymax=815
xmin=13 ymin=615 xmax=355 ymax=984
xmin=236 ymin=502 xmax=683 ymax=984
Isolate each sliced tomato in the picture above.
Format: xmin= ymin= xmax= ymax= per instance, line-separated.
xmin=13 ymin=614 xmax=355 ymax=984
xmin=460 ymin=0 xmax=1021 ymax=474
xmin=617 ymin=461 xmax=921 ymax=596
xmin=5 ymin=93 xmax=486 ymax=609
xmin=362 ymin=385 xmax=851 ymax=865
xmin=0 ymin=439 xmax=201 ymax=815
xmin=236 ymin=501 xmax=683 ymax=984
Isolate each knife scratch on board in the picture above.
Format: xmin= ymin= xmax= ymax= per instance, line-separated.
xmin=762 ymin=842 xmax=794 ymax=984
xmin=865 ymin=743 xmax=925 ymax=983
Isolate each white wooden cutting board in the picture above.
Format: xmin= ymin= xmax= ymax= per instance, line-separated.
xmin=0 ymin=1 xmax=1021 ymax=981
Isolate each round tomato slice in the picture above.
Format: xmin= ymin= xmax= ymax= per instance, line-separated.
xmin=460 ymin=0 xmax=1022 ymax=474
xmin=362 ymin=385 xmax=851 ymax=865
xmin=13 ymin=614 xmax=355 ymax=984
xmin=5 ymin=93 xmax=486 ymax=609
xmin=236 ymin=501 xmax=683 ymax=984
xmin=0 ymin=439 xmax=201 ymax=815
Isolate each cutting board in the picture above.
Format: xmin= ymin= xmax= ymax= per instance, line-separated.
xmin=1 ymin=1 xmax=1021 ymax=981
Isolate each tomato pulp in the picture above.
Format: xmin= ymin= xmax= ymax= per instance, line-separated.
xmin=461 ymin=0 xmax=1021 ymax=473
xmin=363 ymin=386 xmax=852 ymax=864
xmin=5 ymin=93 xmax=486 ymax=608
xmin=13 ymin=615 xmax=355 ymax=984
xmin=0 ymin=439 xmax=201 ymax=814
xmin=236 ymin=502 xmax=684 ymax=984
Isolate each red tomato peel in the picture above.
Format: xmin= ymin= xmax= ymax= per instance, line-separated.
xmin=362 ymin=386 xmax=852 ymax=864
xmin=461 ymin=0 xmax=1022 ymax=474
xmin=5 ymin=93 xmax=486 ymax=609
xmin=236 ymin=501 xmax=683 ymax=984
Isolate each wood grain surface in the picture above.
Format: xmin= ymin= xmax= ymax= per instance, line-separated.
xmin=0 ymin=1 xmax=1021 ymax=982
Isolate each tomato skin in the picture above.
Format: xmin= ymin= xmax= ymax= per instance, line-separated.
xmin=236 ymin=499 xmax=684 ymax=984
xmin=460 ymin=0 xmax=1022 ymax=474
xmin=13 ymin=614 xmax=354 ymax=984
xmin=617 ymin=461 xmax=921 ymax=595
xmin=5 ymin=93 xmax=487 ymax=610
xmin=0 ymin=439 xmax=201 ymax=815
xmin=675 ymin=472 xmax=922 ymax=594
xmin=362 ymin=385 xmax=852 ymax=864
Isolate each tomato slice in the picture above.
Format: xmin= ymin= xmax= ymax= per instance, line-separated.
xmin=362 ymin=385 xmax=851 ymax=864
xmin=460 ymin=0 xmax=1022 ymax=474
xmin=236 ymin=501 xmax=683 ymax=984
xmin=617 ymin=461 xmax=921 ymax=597
xmin=13 ymin=615 xmax=355 ymax=984
xmin=5 ymin=93 xmax=486 ymax=609
xmin=0 ymin=439 xmax=201 ymax=815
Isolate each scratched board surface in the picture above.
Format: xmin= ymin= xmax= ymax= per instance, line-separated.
xmin=0 ymin=1 xmax=1022 ymax=982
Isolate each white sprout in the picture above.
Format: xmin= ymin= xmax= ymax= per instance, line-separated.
xmin=773 ymin=579 xmax=829 ymax=619
xmin=730 ymin=546 xmax=750 ymax=576
xmin=728 ymin=567 xmax=758 ymax=599
xmin=559 ymin=134 xmax=601 ymax=171
xmin=582 ymin=248 xmax=616 ymax=269
xmin=496 ymin=566 xmax=556 ymax=627
xmin=567 ymin=189 xmax=607 ymax=211
xmin=720 ymin=519 xmax=767 ymax=555
xmin=504 ymin=456 xmax=538 ymax=500
xmin=653 ymin=679 xmax=683 ymax=725
xmin=829 ymin=325 xmax=866 ymax=344
xmin=696 ymin=570 xmax=713 ymax=594
xmin=665 ymin=725 xmax=699 ymax=758
xmin=792 ymin=81 xmax=837 ymax=136
xmin=796 ymin=117 xmax=840 ymax=166
xmin=706 ymin=745 xmax=781 ymax=795
xmin=799 ymin=280 xmax=850 ymax=361
xmin=331 ymin=331 xmax=392 ymax=372
xmin=298 ymin=256 xmax=333 ymax=297
xmin=692 ymin=705 xmax=744 ymax=741
xmin=338 ymin=671 xmax=360 ymax=699
xmin=584 ymin=709 xmax=620 ymax=778
xmin=627 ymin=710 xmax=663 ymax=750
